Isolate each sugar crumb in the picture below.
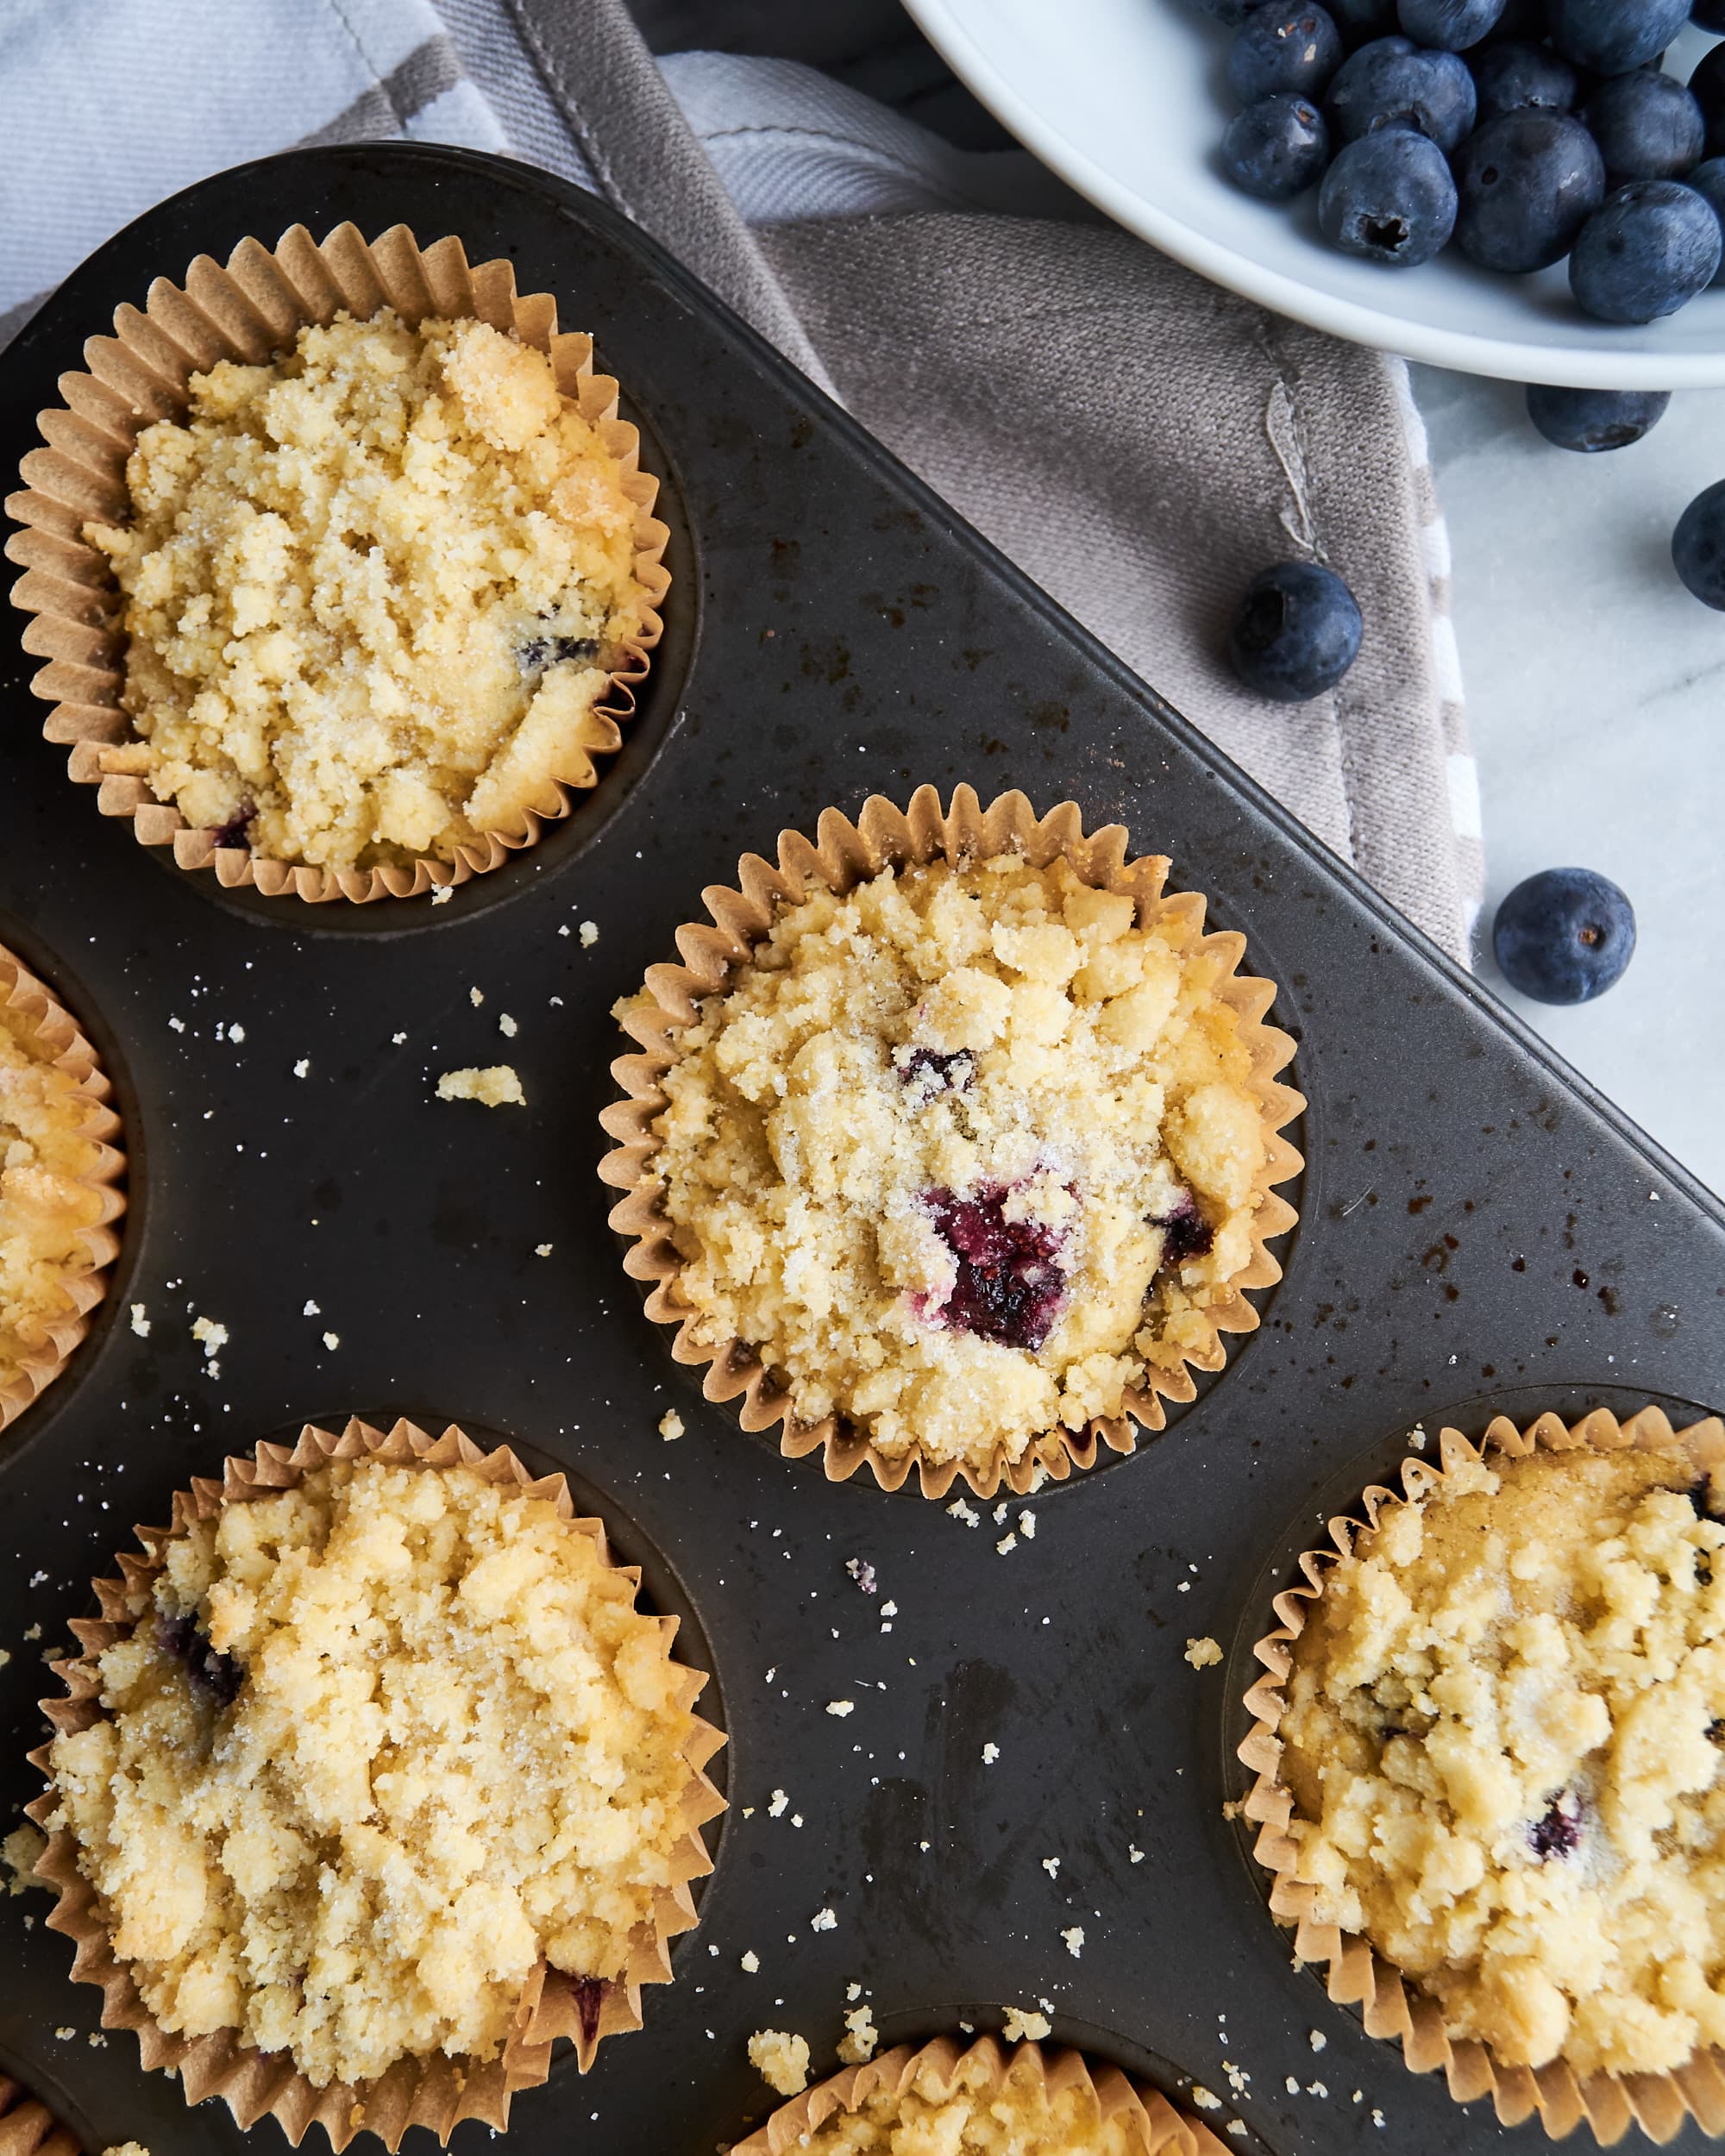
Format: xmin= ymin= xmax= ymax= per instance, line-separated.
xmin=1183 ymin=1635 xmax=1222 ymax=1670
xmin=1061 ymin=1925 xmax=1084 ymax=1958
xmin=129 ymin=1304 xmax=150 ymax=1338
xmin=837 ymin=2002 xmax=877 ymax=2063
xmin=982 ymin=1742 xmax=1000 ymax=1764
xmin=658 ymin=1409 xmax=684 ymax=1441
xmin=436 ymin=1064 xmax=524 ymax=1106
xmin=1000 ymin=2006 xmax=1051 ymax=2042
xmin=580 ymin=920 xmax=599 ymax=947
xmin=826 ymin=1700 xmax=855 ymax=1718
xmin=1190 ymin=2087 xmax=1221 ymax=2112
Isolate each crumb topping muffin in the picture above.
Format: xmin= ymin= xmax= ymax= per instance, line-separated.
xmin=85 ymin=309 xmax=654 ymax=872
xmin=0 ymin=996 xmax=112 ymax=1392
xmin=781 ymin=2047 xmax=1150 ymax=2154
xmin=47 ymin=1456 xmax=702 ymax=2090
xmin=634 ymin=853 xmax=1269 ymax=1470
xmin=1281 ymin=1444 xmax=1725 ymax=2079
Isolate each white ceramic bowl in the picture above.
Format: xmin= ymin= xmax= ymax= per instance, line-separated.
xmin=901 ymin=0 xmax=1725 ymax=387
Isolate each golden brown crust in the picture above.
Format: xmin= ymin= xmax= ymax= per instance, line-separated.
xmin=4 ymin=222 xmax=669 ymax=906
xmin=26 ymin=1416 xmax=725 ymax=2153
xmin=1237 ymin=1404 xmax=1725 ymax=2147
xmin=0 ymin=943 xmax=125 ymax=1433
xmin=599 ymin=785 xmax=1303 ymax=1500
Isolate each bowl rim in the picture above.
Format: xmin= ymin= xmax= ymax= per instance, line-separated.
xmin=902 ymin=0 xmax=1725 ymax=391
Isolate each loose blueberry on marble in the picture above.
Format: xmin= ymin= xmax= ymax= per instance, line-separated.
xmin=159 ymin=1609 xmax=246 ymax=1709
xmin=1673 ymin=477 xmax=1725 ymax=609
xmin=1228 ymin=560 xmax=1364 ymax=700
xmin=1469 ymin=41 xmax=1579 ymax=122
xmin=1396 ymin=0 xmax=1504 ymax=48
xmin=1319 ymin=125 xmax=1460 ymax=265
xmin=1229 ymin=4 xmax=1344 ymax=102
xmin=1686 ymin=157 xmax=1725 ymax=279
xmin=1546 ymin=0 xmax=1689 ymax=76
xmin=1693 ymin=44 xmax=1725 ymax=160
xmin=1569 ymin=179 xmax=1723 ymax=321
xmin=1582 ymin=71 xmax=1705 ymax=185
xmin=1326 ymin=36 xmax=1477 ymax=150
xmin=1452 ymin=111 xmax=1604 ymax=271
xmin=1528 ymin=1789 xmax=1584 ymax=1860
xmin=920 ymin=1186 xmax=1068 ymax=1352
xmin=1492 ymin=868 xmax=1636 ymax=1004
xmin=1524 ymin=384 xmax=1672 ymax=451
xmin=1223 ymin=93 xmax=1333 ymax=195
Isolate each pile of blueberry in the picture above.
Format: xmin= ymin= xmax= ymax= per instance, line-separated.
xmin=1205 ymin=0 xmax=1725 ymax=323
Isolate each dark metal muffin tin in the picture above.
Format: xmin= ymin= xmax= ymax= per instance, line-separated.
xmin=0 ymin=142 xmax=1720 ymax=2156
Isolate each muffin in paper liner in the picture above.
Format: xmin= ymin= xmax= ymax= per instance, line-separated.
xmin=4 ymin=221 xmax=670 ymax=904
xmin=1237 ymin=1404 xmax=1725 ymax=2147
xmin=599 ymin=783 xmax=1303 ymax=1501
xmin=731 ymin=2034 xmax=1233 ymax=2155
xmin=23 ymin=1415 xmax=727 ymax=2153
xmin=0 ymin=2076 xmax=81 ymax=2156
xmin=0 ymin=942 xmax=125 ymax=1433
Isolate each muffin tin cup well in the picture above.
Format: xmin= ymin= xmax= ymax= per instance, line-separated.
xmin=1237 ymin=1404 xmax=1725 ymax=2147
xmin=0 ymin=942 xmax=126 ymax=1435
xmin=731 ymin=2033 xmax=1231 ymax=2156
xmin=3 ymin=220 xmax=670 ymax=906
xmin=599 ymin=781 xmax=1305 ymax=1503
xmin=22 ymin=1415 xmax=727 ymax=2153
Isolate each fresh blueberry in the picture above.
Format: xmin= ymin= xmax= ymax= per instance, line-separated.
xmin=1396 ymin=0 xmax=1504 ymax=47
xmin=1569 ymin=179 xmax=1722 ymax=321
xmin=1320 ymin=124 xmax=1461 ymax=262
xmin=1525 ymin=384 xmax=1672 ymax=449
xmin=1471 ymin=41 xmax=1579 ymax=121
xmin=1583 ymin=71 xmax=1704 ymax=184
xmin=1227 ymin=561 xmax=1364 ymax=699
xmin=1327 ymin=36 xmax=1478 ymax=149
xmin=1546 ymin=0 xmax=1689 ymax=77
xmin=1223 ymin=93 xmax=1333 ymax=195
xmin=1327 ymin=0 xmax=1400 ymax=38
xmin=1492 ymin=868 xmax=1635 ymax=1004
xmin=1692 ymin=46 xmax=1725 ymax=159
xmin=1452 ymin=112 xmax=1604 ymax=270
xmin=1673 ymin=477 xmax=1725 ymax=608
xmin=1685 ymin=156 xmax=1725 ymax=279
xmin=1229 ymin=5 xmax=1343 ymax=100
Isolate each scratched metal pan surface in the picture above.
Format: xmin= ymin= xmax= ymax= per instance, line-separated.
xmin=0 ymin=143 xmax=1720 ymax=2156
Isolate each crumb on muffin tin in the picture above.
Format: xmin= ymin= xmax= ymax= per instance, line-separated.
xmin=85 ymin=309 xmax=655 ymax=874
xmin=630 ymin=851 xmax=1270 ymax=1474
xmin=1279 ymin=1438 xmax=1725 ymax=2081
xmin=46 ymin=1453 xmax=706 ymax=2090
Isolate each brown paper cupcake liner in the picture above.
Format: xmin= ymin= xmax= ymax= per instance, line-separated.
xmin=0 ymin=2076 xmax=80 ymax=2156
xmin=0 ymin=943 xmax=125 ymax=1434
xmin=599 ymin=783 xmax=1304 ymax=1501
xmin=24 ymin=1415 xmax=726 ymax=2152
xmin=731 ymin=2034 xmax=1232 ymax=2155
xmin=4 ymin=222 xmax=671 ymax=905
xmin=1237 ymin=1403 xmax=1725 ymax=2147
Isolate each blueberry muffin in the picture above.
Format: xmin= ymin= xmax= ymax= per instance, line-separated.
xmin=84 ymin=306 xmax=657 ymax=874
xmin=733 ymin=2035 xmax=1229 ymax=2156
xmin=1277 ymin=1429 xmax=1725 ymax=2081
xmin=613 ymin=820 xmax=1298 ymax=1487
xmin=40 ymin=1432 xmax=719 ymax=2100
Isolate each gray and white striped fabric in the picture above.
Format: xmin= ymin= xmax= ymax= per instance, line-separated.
xmin=0 ymin=0 xmax=1482 ymax=960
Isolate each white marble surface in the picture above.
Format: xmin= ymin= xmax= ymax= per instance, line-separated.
xmin=1411 ymin=365 xmax=1725 ymax=1202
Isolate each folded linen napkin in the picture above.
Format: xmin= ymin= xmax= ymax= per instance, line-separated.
xmin=0 ymin=0 xmax=1480 ymax=958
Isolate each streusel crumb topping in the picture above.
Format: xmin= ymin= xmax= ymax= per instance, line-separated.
xmin=49 ymin=1458 xmax=699 ymax=2089
xmin=788 ymin=2051 xmax=1145 ymax=2153
xmin=0 ymin=1000 xmax=106 ymax=1386
xmin=87 ymin=310 xmax=651 ymax=870
xmin=1283 ymin=1445 xmax=1725 ymax=2079
xmin=636 ymin=854 xmax=1267 ymax=1469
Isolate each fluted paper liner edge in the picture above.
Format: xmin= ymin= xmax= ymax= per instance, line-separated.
xmin=0 ymin=943 xmax=124 ymax=1433
xmin=730 ymin=2033 xmax=1233 ymax=2155
xmin=24 ymin=1416 xmax=726 ymax=2151
xmin=0 ymin=2073 xmax=81 ymax=2156
xmin=5 ymin=222 xmax=670 ymax=904
xmin=598 ymin=784 xmax=1304 ymax=1501
xmin=1237 ymin=1404 xmax=1725 ymax=2147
